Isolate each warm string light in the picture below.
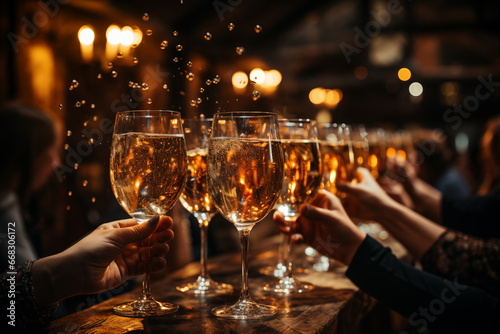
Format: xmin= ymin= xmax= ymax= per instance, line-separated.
xmin=78 ymin=25 xmax=95 ymax=62
xmin=231 ymin=68 xmax=282 ymax=94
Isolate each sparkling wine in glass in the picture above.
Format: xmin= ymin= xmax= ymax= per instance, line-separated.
xmin=263 ymin=119 xmax=322 ymax=294
xmin=319 ymin=123 xmax=356 ymax=198
xmin=110 ymin=110 xmax=187 ymax=317
xmin=208 ymin=112 xmax=284 ymax=319
xmin=177 ymin=118 xmax=234 ymax=295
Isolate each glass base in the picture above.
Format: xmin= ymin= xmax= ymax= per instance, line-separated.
xmin=176 ymin=276 xmax=234 ymax=296
xmin=263 ymin=276 xmax=314 ymax=294
xmin=113 ymin=297 xmax=179 ymax=317
xmin=212 ymin=298 xmax=277 ymax=319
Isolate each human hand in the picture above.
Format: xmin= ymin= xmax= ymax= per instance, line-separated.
xmin=33 ymin=216 xmax=174 ymax=305
xmin=274 ymin=190 xmax=365 ymax=265
xmin=336 ymin=168 xmax=397 ymax=220
xmin=378 ymin=176 xmax=415 ymax=209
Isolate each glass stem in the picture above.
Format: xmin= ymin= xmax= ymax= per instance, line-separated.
xmin=283 ymin=233 xmax=293 ymax=278
xmin=140 ymin=237 xmax=152 ymax=299
xmin=199 ymin=220 xmax=208 ymax=279
xmin=238 ymin=228 xmax=251 ymax=301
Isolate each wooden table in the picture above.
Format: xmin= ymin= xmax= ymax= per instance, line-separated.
xmin=47 ymin=233 xmax=407 ymax=333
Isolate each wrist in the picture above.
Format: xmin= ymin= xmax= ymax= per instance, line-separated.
xmin=340 ymin=231 xmax=366 ymax=266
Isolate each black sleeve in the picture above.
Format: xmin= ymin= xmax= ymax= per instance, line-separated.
xmin=345 ymin=235 xmax=499 ymax=333
xmin=441 ymin=189 xmax=500 ymax=238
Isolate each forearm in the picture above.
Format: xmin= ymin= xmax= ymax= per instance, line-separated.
xmin=406 ymin=178 xmax=442 ymax=223
xmin=346 ymin=236 xmax=499 ymax=332
xmin=32 ymin=252 xmax=81 ymax=306
xmin=377 ymin=200 xmax=446 ymax=261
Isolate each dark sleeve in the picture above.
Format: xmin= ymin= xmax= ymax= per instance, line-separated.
xmin=441 ymin=189 xmax=500 ymax=239
xmin=421 ymin=230 xmax=500 ymax=295
xmin=346 ymin=235 xmax=499 ymax=333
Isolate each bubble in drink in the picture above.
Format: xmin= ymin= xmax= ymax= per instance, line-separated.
xmin=252 ymin=90 xmax=260 ymax=101
xmin=71 ymin=79 xmax=79 ymax=87
xmin=186 ymin=72 xmax=194 ymax=81
xmin=133 ymin=57 xmax=139 ymax=64
xmin=128 ymin=81 xmax=134 ymax=87
xmin=176 ymin=44 xmax=183 ymax=51
xmin=68 ymin=191 xmax=72 ymax=196
xmin=81 ymin=100 xmax=86 ymax=105
xmin=161 ymin=40 xmax=168 ymax=48
xmin=190 ymin=100 xmax=196 ymax=106
xmin=93 ymin=115 xmax=97 ymax=121
xmin=200 ymin=87 xmax=204 ymax=93
xmin=91 ymin=104 xmax=95 ymax=109
xmin=173 ymin=57 xmax=179 ymax=62
xmin=228 ymin=23 xmax=235 ymax=31
xmin=197 ymin=97 xmax=202 ymax=104
xmin=254 ymin=25 xmax=262 ymax=33
xmin=111 ymin=71 xmax=118 ymax=78
xmin=89 ymin=138 xmax=94 ymax=144
xmin=187 ymin=61 xmax=192 ymax=67
xmin=117 ymin=52 xmax=123 ymax=58
xmin=146 ymin=29 xmax=152 ymax=36
xmin=132 ymin=83 xmax=140 ymax=89
xmin=142 ymin=83 xmax=149 ymax=90
xmin=64 ymin=144 xmax=69 ymax=150
xmin=163 ymin=84 xmax=168 ymax=89
xmin=173 ymin=31 xmax=178 ymax=36
xmin=147 ymin=98 xmax=152 ymax=104
xmin=213 ymin=75 xmax=220 ymax=84
xmin=236 ymin=46 xmax=245 ymax=55
xmin=83 ymin=121 xmax=88 ymax=127
xmin=107 ymin=62 xmax=113 ymax=68
xmin=206 ymin=79 xmax=212 ymax=85
xmin=83 ymin=180 xmax=88 ymax=187
xmin=142 ymin=13 xmax=149 ymax=21
xmin=97 ymin=73 xmax=102 ymax=79
xmin=92 ymin=197 xmax=96 ymax=203
xmin=75 ymin=101 xmax=81 ymax=107
xmin=73 ymin=163 xmax=78 ymax=170
xmin=204 ymin=32 xmax=212 ymax=40
xmin=58 ymin=104 xmax=63 ymax=109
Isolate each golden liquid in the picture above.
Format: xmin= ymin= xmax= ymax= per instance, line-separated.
xmin=179 ymin=149 xmax=216 ymax=214
xmin=277 ymin=139 xmax=322 ymax=216
xmin=352 ymin=142 xmax=369 ymax=168
xmin=320 ymin=142 xmax=356 ymax=195
xmin=207 ymin=137 xmax=284 ymax=226
xmin=110 ymin=132 xmax=187 ymax=222
xmin=368 ymin=143 xmax=387 ymax=179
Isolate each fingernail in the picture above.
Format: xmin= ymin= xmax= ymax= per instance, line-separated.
xmin=147 ymin=215 xmax=160 ymax=227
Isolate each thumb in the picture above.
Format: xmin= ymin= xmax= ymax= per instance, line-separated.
xmin=300 ymin=203 xmax=335 ymax=222
xmin=113 ymin=216 xmax=160 ymax=246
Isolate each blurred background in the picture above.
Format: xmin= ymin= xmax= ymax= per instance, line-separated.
xmin=1 ymin=0 xmax=499 ymax=261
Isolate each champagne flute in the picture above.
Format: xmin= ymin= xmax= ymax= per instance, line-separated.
xmin=110 ymin=110 xmax=187 ymax=317
xmin=367 ymin=128 xmax=387 ymax=179
xmin=318 ymin=123 xmax=355 ymax=198
xmin=177 ymin=118 xmax=234 ymax=295
xmin=263 ymin=119 xmax=322 ymax=293
xmin=208 ymin=111 xmax=284 ymax=319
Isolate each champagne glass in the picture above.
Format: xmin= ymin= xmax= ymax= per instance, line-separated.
xmin=208 ymin=111 xmax=284 ymax=319
xmin=318 ymin=123 xmax=355 ymax=198
xmin=263 ymin=119 xmax=322 ymax=293
xmin=351 ymin=125 xmax=370 ymax=170
xmin=177 ymin=118 xmax=234 ymax=295
xmin=110 ymin=110 xmax=187 ymax=317
xmin=367 ymin=128 xmax=387 ymax=179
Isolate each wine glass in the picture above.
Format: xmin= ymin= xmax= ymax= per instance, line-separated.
xmin=263 ymin=119 xmax=322 ymax=293
xmin=351 ymin=125 xmax=370 ymax=170
xmin=367 ymin=128 xmax=387 ymax=179
xmin=176 ymin=118 xmax=234 ymax=295
xmin=318 ymin=123 xmax=356 ymax=197
xmin=109 ymin=110 xmax=187 ymax=317
xmin=207 ymin=111 xmax=284 ymax=319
